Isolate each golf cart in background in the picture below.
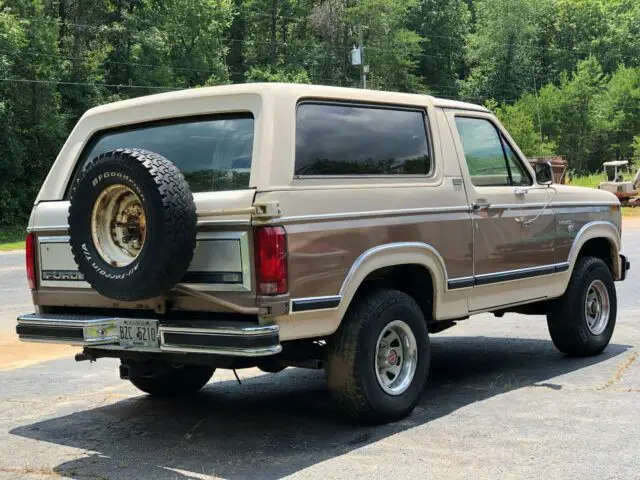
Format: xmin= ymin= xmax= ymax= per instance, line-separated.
xmin=598 ymin=160 xmax=640 ymax=206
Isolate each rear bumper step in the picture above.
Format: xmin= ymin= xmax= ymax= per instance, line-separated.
xmin=16 ymin=313 xmax=281 ymax=357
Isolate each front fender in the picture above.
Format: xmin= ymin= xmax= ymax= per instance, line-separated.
xmin=566 ymin=221 xmax=621 ymax=281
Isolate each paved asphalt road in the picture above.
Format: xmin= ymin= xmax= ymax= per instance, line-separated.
xmin=1 ymin=224 xmax=639 ymax=480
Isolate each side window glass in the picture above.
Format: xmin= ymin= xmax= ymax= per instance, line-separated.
xmin=502 ymin=135 xmax=532 ymax=186
xmin=295 ymin=103 xmax=431 ymax=176
xmin=454 ymin=117 xmax=510 ymax=187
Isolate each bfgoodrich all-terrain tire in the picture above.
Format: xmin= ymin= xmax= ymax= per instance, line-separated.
xmin=547 ymin=256 xmax=617 ymax=357
xmin=68 ymin=148 xmax=197 ymax=301
xmin=326 ymin=288 xmax=430 ymax=424
xmin=130 ymin=365 xmax=215 ymax=397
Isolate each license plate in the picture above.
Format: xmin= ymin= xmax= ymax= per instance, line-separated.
xmin=118 ymin=319 xmax=159 ymax=348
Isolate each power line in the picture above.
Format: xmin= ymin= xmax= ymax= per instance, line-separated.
xmin=0 ymin=77 xmax=179 ymax=90
xmin=0 ymin=48 xmax=225 ymax=76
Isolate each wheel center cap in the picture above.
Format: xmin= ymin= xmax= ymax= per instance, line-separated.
xmin=387 ymin=349 xmax=398 ymax=365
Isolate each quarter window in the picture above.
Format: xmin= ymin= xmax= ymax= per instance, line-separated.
xmin=295 ymin=103 xmax=431 ymax=176
xmin=454 ymin=117 xmax=531 ymax=187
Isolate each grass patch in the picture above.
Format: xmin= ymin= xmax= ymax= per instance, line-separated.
xmin=622 ymin=207 xmax=640 ymax=217
xmin=567 ymin=173 xmax=602 ymax=189
xmin=0 ymin=226 xmax=26 ymax=251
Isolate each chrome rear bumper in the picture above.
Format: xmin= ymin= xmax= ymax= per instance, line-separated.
xmin=16 ymin=313 xmax=281 ymax=357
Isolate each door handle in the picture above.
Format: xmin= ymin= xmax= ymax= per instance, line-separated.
xmin=472 ymin=200 xmax=490 ymax=211
xmin=514 ymin=187 xmax=528 ymax=196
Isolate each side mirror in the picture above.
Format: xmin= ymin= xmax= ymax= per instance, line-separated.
xmin=535 ymin=161 xmax=553 ymax=185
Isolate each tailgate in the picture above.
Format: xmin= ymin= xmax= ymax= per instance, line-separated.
xmin=30 ymin=190 xmax=257 ymax=311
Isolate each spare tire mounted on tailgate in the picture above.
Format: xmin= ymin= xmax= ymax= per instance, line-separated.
xmin=68 ymin=148 xmax=197 ymax=301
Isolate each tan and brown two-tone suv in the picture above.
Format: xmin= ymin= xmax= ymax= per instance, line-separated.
xmin=17 ymin=83 xmax=630 ymax=424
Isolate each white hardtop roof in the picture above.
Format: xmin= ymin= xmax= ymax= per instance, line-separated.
xmin=603 ymin=160 xmax=629 ymax=167
xmin=83 ymin=82 xmax=489 ymax=118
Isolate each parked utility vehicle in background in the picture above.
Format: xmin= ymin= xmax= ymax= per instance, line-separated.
xmin=17 ymin=84 xmax=629 ymax=424
xmin=598 ymin=160 xmax=640 ymax=206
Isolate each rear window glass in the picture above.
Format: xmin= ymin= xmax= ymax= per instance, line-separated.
xmin=70 ymin=114 xmax=254 ymax=194
xmin=295 ymin=103 xmax=431 ymax=176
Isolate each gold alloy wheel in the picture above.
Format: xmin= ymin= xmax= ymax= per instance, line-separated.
xmin=91 ymin=184 xmax=147 ymax=267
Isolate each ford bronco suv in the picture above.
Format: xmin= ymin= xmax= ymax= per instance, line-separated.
xmin=17 ymin=83 xmax=630 ymax=424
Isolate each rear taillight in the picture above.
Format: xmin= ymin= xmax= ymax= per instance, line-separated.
xmin=255 ymin=226 xmax=288 ymax=295
xmin=26 ymin=232 xmax=36 ymax=290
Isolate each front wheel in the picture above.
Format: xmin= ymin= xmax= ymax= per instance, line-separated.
xmin=547 ymin=256 xmax=617 ymax=357
xmin=129 ymin=365 xmax=215 ymax=397
xmin=326 ymin=288 xmax=430 ymax=424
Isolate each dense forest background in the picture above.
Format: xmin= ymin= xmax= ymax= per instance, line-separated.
xmin=0 ymin=0 xmax=639 ymax=227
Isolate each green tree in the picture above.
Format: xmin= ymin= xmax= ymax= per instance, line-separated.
xmin=593 ymin=65 xmax=640 ymax=161
xmin=347 ymin=0 xmax=424 ymax=92
xmin=410 ymin=0 xmax=470 ymax=97
xmin=491 ymin=99 xmax=557 ymax=158
xmin=0 ymin=1 xmax=67 ymax=225
xmin=461 ymin=0 xmax=557 ymax=103
xmin=0 ymin=0 xmax=639 ymax=228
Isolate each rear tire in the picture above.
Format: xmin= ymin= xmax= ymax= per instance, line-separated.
xmin=547 ymin=256 xmax=617 ymax=357
xmin=326 ymin=288 xmax=430 ymax=424
xmin=130 ymin=365 xmax=215 ymax=397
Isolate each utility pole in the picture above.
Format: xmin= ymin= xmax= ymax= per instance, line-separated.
xmin=349 ymin=26 xmax=369 ymax=89
xmin=359 ymin=27 xmax=366 ymax=89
